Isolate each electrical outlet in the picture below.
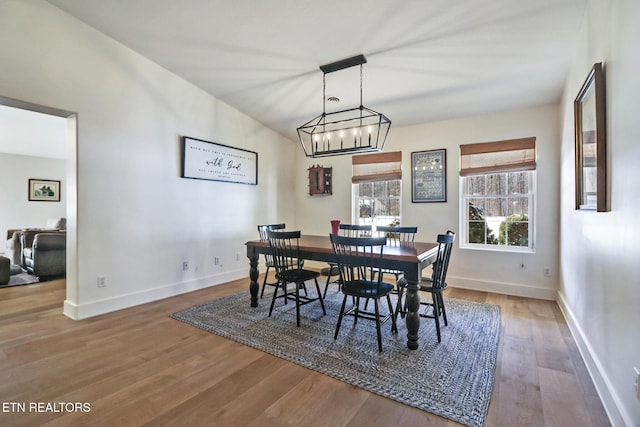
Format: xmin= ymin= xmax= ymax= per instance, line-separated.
xmin=182 ymin=261 xmax=189 ymax=271
xmin=97 ymin=276 xmax=106 ymax=287
xmin=214 ymin=257 xmax=220 ymax=266
xmin=634 ymin=367 xmax=640 ymax=400
xmin=236 ymin=252 xmax=241 ymax=261
xmin=543 ymin=267 xmax=551 ymax=277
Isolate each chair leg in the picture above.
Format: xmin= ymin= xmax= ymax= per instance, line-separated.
xmin=282 ymin=282 xmax=288 ymax=305
xmin=323 ymin=270 xmax=332 ymax=298
xmin=260 ymin=266 xmax=271 ymax=298
xmin=387 ymin=294 xmax=397 ymax=334
xmin=432 ymin=293 xmax=442 ymax=343
xmin=394 ymin=284 xmax=405 ymax=321
xmin=438 ymin=292 xmax=448 ymax=326
xmin=374 ymin=298 xmax=383 ymax=352
xmin=334 ymin=294 xmax=348 ymax=340
xmin=268 ymin=278 xmax=279 ymax=317
xmin=313 ymin=278 xmax=327 ymax=315
xmin=353 ymin=297 xmax=360 ymax=325
xmin=323 ymin=265 xmax=340 ymax=299
xmin=295 ymin=280 xmax=301 ymax=327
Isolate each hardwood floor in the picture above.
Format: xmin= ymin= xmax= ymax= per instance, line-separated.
xmin=0 ymin=276 xmax=610 ymax=426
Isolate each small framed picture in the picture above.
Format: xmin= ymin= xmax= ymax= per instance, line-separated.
xmin=29 ymin=179 xmax=61 ymax=202
xmin=411 ymin=149 xmax=447 ymax=203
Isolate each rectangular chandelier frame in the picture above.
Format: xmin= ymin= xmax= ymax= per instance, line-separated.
xmin=297 ymin=106 xmax=391 ymax=157
xmin=297 ymin=54 xmax=391 ymax=158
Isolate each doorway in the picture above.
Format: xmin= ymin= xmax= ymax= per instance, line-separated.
xmin=0 ymin=96 xmax=77 ymax=317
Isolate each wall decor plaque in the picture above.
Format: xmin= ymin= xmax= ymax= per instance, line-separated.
xmin=182 ymin=136 xmax=258 ymax=185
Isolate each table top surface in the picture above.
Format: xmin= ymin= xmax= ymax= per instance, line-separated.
xmin=246 ymin=234 xmax=438 ymax=263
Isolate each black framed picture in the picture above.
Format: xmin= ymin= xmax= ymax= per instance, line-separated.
xmin=28 ymin=179 xmax=61 ymax=202
xmin=411 ymin=149 xmax=447 ymax=203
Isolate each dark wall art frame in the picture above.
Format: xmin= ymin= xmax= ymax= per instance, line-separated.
xmin=28 ymin=179 xmax=61 ymax=202
xmin=574 ymin=62 xmax=607 ymax=212
xmin=182 ymin=136 xmax=258 ymax=185
xmin=411 ymin=149 xmax=447 ymax=203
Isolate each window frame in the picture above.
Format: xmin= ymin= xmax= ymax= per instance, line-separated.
xmin=459 ymin=170 xmax=536 ymax=253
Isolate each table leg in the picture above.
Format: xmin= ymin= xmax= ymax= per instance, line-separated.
xmin=404 ymin=278 xmax=420 ymax=350
xmin=248 ymin=254 xmax=259 ymax=308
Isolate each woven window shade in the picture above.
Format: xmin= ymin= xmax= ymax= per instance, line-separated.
xmin=352 ymin=151 xmax=402 ymax=183
xmin=459 ymin=137 xmax=536 ymax=176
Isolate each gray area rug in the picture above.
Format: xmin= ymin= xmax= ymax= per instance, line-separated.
xmin=171 ymin=288 xmax=500 ymax=427
xmin=1 ymin=271 xmax=39 ymax=288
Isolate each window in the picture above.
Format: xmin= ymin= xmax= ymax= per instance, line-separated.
xmin=459 ymin=137 xmax=536 ymax=252
xmin=354 ymin=180 xmax=401 ymax=226
xmin=462 ymin=171 xmax=535 ymax=250
xmin=351 ymin=151 xmax=402 ymax=226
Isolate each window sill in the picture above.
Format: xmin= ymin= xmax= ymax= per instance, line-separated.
xmin=460 ymin=243 xmax=535 ymax=254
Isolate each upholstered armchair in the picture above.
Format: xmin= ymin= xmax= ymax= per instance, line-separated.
xmin=22 ymin=231 xmax=66 ymax=279
xmin=5 ymin=218 xmax=66 ymax=269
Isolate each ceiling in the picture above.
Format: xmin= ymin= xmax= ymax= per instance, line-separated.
xmin=35 ymin=1 xmax=587 ymax=146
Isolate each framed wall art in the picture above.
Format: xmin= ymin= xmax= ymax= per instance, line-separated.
xmin=29 ymin=179 xmax=61 ymax=202
xmin=182 ymin=136 xmax=258 ymax=185
xmin=411 ymin=149 xmax=447 ymax=203
xmin=574 ymin=62 xmax=607 ymax=211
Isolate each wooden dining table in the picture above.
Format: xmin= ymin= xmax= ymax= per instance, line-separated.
xmin=245 ymin=234 xmax=439 ymax=350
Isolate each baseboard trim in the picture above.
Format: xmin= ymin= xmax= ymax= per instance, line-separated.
xmin=447 ymin=276 xmax=557 ymax=300
xmin=64 ymin=268 xmax=248 ymax=320
xmin=556 ymin=291 xmax=629 ymax=427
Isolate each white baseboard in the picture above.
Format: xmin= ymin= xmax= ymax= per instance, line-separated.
xmin=447 ymin=276 xmax=557 ymax=300
xmin=63 ymin=268 xmax=248 ymax=320
xmin=556 ymin=292 xmax=630 ymax=427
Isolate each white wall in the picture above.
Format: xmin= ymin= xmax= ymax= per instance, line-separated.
xmin=295 ymin=104 xmax=561 ymax=300
xmin=0 ymin=0 xmax=297 ymax=318
xmin=0 ymin=153 xmax=67 ymax=237
xmin=558 ymin=0 xmax=640 ymax=425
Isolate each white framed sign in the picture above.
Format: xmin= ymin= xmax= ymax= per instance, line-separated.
xmin=182 ymin=136 xmax=258 ymax=185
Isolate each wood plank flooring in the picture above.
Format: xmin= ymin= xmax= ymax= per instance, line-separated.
xmin=0 ymin=276 xmax=610 ymax=426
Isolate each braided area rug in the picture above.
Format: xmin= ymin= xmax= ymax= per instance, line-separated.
xmin=171 ymin=289 xmax=500 ymax=427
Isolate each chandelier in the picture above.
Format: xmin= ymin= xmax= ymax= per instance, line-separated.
xmin=297 ymin=54 xmax=391 ymax=158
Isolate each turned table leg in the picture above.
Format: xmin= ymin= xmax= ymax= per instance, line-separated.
xmin=404 ymin=278 xmax=420 ymax=350
xmin=248 ymin=254 xmax=259 ymax=308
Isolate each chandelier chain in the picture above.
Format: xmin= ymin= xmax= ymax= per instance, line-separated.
xmin=360 ymin=64 xmax=363 ymax=107
xmin=323 ymin=73 xmax=326 ymax=116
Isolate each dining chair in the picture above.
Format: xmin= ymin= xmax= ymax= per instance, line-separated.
xmin=396 ymin=231 xmax=455 ymax=342
xmin=257 ymin=223 xmax=285 ymax=298
xmin=372 ymin=225 xmax=417 ymax=282
xmin=323 ymin=224 xmax=373 ymax=298
xmin=330 ymin=234 xmax=397 ymax=352
xmin=266 ymin=230 xmax=326 ymax=326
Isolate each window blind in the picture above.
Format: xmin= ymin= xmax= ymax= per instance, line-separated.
xmin=459 ymin=137 xmax=536 ymax=176
xmin=352 ymin=151 xmax=402 ymax=183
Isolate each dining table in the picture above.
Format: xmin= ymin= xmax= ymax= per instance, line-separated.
xmin=245 ymin=234 xmax=439 ymax=350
